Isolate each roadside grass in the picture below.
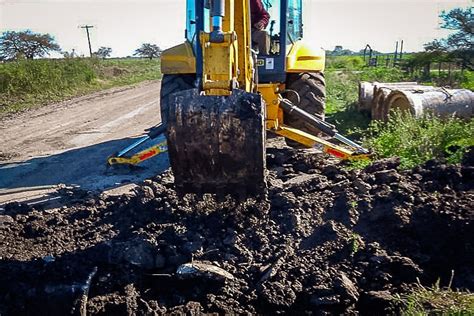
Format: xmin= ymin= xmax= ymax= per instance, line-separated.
xmin=361 ymin=112 xmax=474 ymax=169
xmin=418 ymin=69 xmax=474 ymax=90
xmin=393 ymin=277 xmax=474 ymax=315
xmin=0 ymin=58 xmax=161 ymax=117
xmin=325 ymin=67 xmax=473 ymax=170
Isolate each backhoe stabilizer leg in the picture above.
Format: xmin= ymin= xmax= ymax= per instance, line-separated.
xmin=274 ymin=126 xmax=370 ymax=160
xmin=107 ymin=138 xmax=168 ymax=166
xmin=279 ymin=98 xmax=370 ymax=155
xmin=107 ymin=123 xmax=168 ymax=167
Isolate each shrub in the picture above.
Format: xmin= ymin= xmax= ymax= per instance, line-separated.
xmin=362 ymin=112 xmax=474 ymax=169
xmin=0 ymin=59 xmax=96 ymax=96
xmin=358 ymin=67 xmax=407 ymax=82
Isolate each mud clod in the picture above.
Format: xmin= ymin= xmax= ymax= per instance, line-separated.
xmin=0 ymin=139 xmax=472 ymax=315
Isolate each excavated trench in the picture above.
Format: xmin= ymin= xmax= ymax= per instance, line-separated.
xmin=0 ymin=138 xmax=473 ymax=315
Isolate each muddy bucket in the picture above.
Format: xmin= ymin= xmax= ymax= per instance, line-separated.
xmin=166 ymin=88 xmax=266 ymax=196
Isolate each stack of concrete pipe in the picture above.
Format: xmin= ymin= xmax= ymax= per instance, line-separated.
xmin=358 ymin=81 xmax=474 ymax=121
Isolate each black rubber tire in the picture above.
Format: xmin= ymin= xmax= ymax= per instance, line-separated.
xmin=284 ymin=72 xmax=326 ymax=148
xmin=160 ymin=74 xmax=195 ymax=124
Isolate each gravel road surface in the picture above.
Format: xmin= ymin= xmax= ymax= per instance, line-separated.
xmin=0 ymin=81 xmax=168 ymax=207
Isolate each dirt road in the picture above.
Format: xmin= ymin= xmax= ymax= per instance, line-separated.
xmin=0 ymin=80 xmax=169 ymax=206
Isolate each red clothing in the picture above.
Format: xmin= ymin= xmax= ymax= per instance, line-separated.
xmin=250 ymin=0 xmax=270 ymax=29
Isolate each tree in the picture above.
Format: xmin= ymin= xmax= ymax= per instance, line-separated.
xmin=425 ymin=7 xmax=473 ymax=70
xmin=0 ymin=30 xmax=61 ymax=60
xmin=95 ymin=46 xmax=112 ymax=59
xmin=327 ymin=45 xmax=355 ymax=56
xmin=134 ymin=43 xmax=161 ymax=59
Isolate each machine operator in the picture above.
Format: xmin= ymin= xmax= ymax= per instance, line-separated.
xmin=250 ymin=0 xmax=271 ymax=55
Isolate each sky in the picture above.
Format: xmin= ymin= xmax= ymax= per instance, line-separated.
xmin=0 ymin=0 xmax=471 ymax=58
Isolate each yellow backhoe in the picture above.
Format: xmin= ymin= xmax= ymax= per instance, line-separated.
xmin=108 ymin=0 xmax=369 ymax=195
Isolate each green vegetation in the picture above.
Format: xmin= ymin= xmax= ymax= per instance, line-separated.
xmin=325 ymin=65 xmax=473 ymax=170
xmin=325 ymin=67 xmax=410 ymax=139
xmin=363 ymin=112 xmax=474 ymax=169
xmin=0 ymin=30 xmax=60 ymax=60
xmin=348 ymin=232 xmax=361 ymax=255
xmin=427 ymin=69 xmax=474 ymax=90
xmin=326 ymin=56 xmax=366 ymax=70
xmin=460 ymin=70 xmax=474 ymax=90
xmin=0 ymin=58 xmax=161 ymax=116
xmin=393 ymin=277 xmax=474 ymax=315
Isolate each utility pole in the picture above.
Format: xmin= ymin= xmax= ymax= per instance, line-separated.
xmin=80 ymin=25 xmax=94 ymax=57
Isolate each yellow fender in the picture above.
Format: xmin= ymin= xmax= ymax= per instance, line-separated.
xmin=161 ymin=42 xmax=196 ymax=74
xmin=286 ymin=41 xmax=325 ymax=73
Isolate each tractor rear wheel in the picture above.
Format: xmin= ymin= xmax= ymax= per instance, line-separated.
xmin=284 ymin=72 xmax=326 ymax=148
xmin=160 ymin=74 xmax=195 ymax=125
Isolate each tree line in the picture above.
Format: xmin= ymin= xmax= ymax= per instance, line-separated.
xmin=0 ymin=30 xmax=162 ymax=61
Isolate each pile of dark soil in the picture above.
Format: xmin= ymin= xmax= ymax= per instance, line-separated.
xmin=1 ymin=139 xmax=472 ymax=315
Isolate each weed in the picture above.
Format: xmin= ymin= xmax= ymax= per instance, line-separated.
xmin=349 ymin=200 xmax=357 ymax=209
xmin=361 ymin=112 xmax=474 ymax=169
xmin=358 ymin=67 xmax=408 ymax=82
xmin=345 ymin=159 xmax=372 ymax=170
xmin=349 ymin=233 xmax=361 ymax=255
xmin=460 ymin=70 xmax=474 ymax=90
xmin=393 ymin=273 xmax=474 ymax=315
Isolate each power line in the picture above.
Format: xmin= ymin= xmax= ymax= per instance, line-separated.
xmin=80 ymin=25 xmax=94 ymax=57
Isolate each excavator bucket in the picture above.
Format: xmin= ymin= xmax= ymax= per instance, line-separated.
xmin=166 ymin=89 xmax=266 ymax=196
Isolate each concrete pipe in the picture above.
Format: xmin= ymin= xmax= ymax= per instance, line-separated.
xmin=384 ymin=88 xmax=474 ymax=120
xmin=371 ymin=82 xmax=422 ymax=120
xmin=358 ymin=82 xmax=375 ymax=112
xmin=358 ymin=81 xmax=419 ymax=115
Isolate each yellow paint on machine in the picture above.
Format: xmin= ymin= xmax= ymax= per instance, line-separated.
xmin=160 ymin=42 xmax=196 ymax=74
xmin=107 ymin=140 xmax=168 ymax=166
xmin=160 ymin=40 xmax=325 ymax=78
xmin=200 ymin=32 xmax=237 ymax=96
xmin=286 ymin=41 xmax=325 ymax=73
